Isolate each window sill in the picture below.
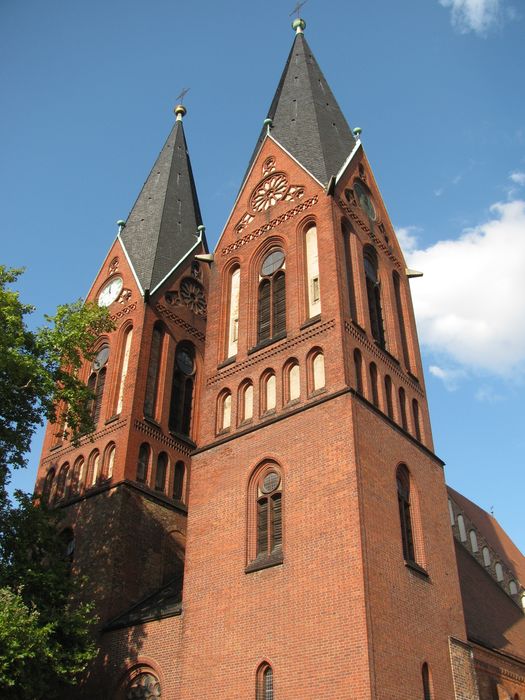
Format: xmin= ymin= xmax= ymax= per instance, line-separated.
xmin=238 ymin=418 xmax=253 ymax=428
xmin=300 ymin=314 xmax=321 ymax=330
xmin=261 ymin=409 xmax=277 ymax=419
xmin=218 ymin=356 xmax=236 ymax=370
xmin=349 ymin=319 xmax=366 ymax=334
xmin=216 ymin=427 xmax=231 ymax=437
xmin=143 ymin=416 xmax=162 ymax=430
xmin=248 ymin=332 xmax=287 ymax=356
xmin=245 ymin=550 xmax=284 ymax=573
xmin=284 ymin=398 xmax=301 ymax=409
xmin=308 ymin=387 xmax=327 ymax=399
xmin=168 ymin=431 xmax=197 ymax=449
xmin=405 ymin=560 xmax=429 ymax=579
xmin=105 ymin=414 xmax=120 ymax=425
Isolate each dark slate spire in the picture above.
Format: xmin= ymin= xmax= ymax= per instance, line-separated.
xmin=120 ymin=105 xmax=206 ymax=294
xmin=245 ymin=20 xmax=356 ymax=186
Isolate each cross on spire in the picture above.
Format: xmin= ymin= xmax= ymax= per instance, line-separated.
xmin=289 ymin=0 xmax=307 ymax=17
xmin=176 ymin=87 xmax=190 ymax=104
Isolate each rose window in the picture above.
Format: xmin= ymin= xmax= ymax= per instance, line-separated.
xmin=126 ymin=672 xmax=161 ymax=700
xmin=251 ymin=173 xmax=289 ymax=212
xmin=179 ymin=279 xmax=207 ymax=316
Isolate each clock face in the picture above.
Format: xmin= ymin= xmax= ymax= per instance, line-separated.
xmin=176 ymin=346 xmax=195 ymax=376
xmin=93 ymin=346 xmax=110 ymax=371
xmin=354 ymin=180 xmax=377 ymax=221
xmin=98 ymin=276 xmax=123 ymax=307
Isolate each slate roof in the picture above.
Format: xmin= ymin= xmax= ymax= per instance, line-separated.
xmin=243 ymin=30 xmax=356 ymax=187
xmin=119 ymin=118 xmax=206 ymax=294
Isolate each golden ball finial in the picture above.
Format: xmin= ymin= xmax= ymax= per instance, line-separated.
xmin=174 ymin=104 xmax=187 ymax=121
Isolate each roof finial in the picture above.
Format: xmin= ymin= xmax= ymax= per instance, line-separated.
xmin=174 ymin=87 xmax=190 ymax=121
xmin=290 ymin=0 xmax=307 ymax=32
xmin=353 ymin=127 xmax=362 ymax=141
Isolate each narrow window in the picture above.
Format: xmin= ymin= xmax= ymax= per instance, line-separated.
xmin=256 ymin=663 xmax=274 ymax=700
xmin=412 ymin=399 xmax=422 ymax=441
xmin=258 ymin=249 xmax=286 ymax=343
xmin=397 ymin=465 xmax=415 ymax=563
xmin=422 ymin=663 xmax=432 ymax=700
xmin=369 ymin=362 xmax=379 ymax=407
xmin=287 ymin=362 xmax=300 ymax=402
xmin=393 ymin=270 xmax=410 ymax=368
xmin=42 ymin=468 xmax=55 ymax=505
xmin=144 ymin=324 xmax=164 ymax=419
xmin=71 ymin=457 xmax=84 ymax=495
xmin=137 ymin=443 xmax=150 ymax=483
xmin=256 ymin=470 xmax=282 ymax=558
xmin=457 ymin=514 xmax=467 ymax=542
xmin=227 ymin=266 xmax=240 ymax=358
xmin=482 ymin=546 xmax=491 ymax=567
xmin=89 ymin=451 xmax=100 ymax=487
xmin=384 ymin=375 xmax=394 ymax=419
xmin=398 ymin=387 xmax=408 ymax=430
xmin=448 ymin=498 xmax=455 ymax=525
xmin=495 ymin=562 xmax=504 ymax=582
xmin=55 ymin=463 xmax=69 ymax=501
xmin=354 ymin=348 xmax=363 ymax=394
xmin=155 ymin=452 xmax=168 ymax=492
xmin=262 ymin=372 xmax=276 ymax=414
xmin=87 ymin=345 xmax=109 ymax=427
xmin=240 ymin=381 xmax=254 ymax=423
xmin=469 ymin=529 xmax=478 ymax=553
xmin=103 ymin=443 xmax=115 ymax=480
xmin=173 ymin=461 xmax=185 ymax=501
xmin=218 ymin=390 xmax=232 ymax=432
xmin=312 ymin=352 xmax=325 ymax=392
xmin=305 ymin=224 xmax=321 ymax=318
xmin=116 ymin=326 xmax=133 ymax=414
xmin=363 ymin=247 xmax=385 ymax=348
xmin=169 ymin=343 xmax=196 ymax=436
xmin=342 ymin=222 xmax=357 ymax=320
xmin=509 ymin=580 xmax=518 ymax=595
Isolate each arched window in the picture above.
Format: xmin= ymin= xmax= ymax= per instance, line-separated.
xmin=102 ymin=443 xmax=115 ymax=480
xmin=495 ymin=562 xmax=504 ymax=582
xmin=384 ymin=375 xmax=394 ymax=419
xmin=116 ymin=325 xmax=133 ymax=415
xmin=137 ymin=443 xmax=150 ymax=483
xmin=342 ymin=221 xmax=357 ymax=320
xmin=42 ymin=468 xmax=55 ymax=505
xmin=218 ymin=390 xmax=232 ymax=432
xmin=155 ymin=452 xmax=168 ymax=492
xmin=88 ymin=450 xmax=100 ymax=487
xmin=239 ymin=381 xmax=254 ymax=423
xmin=144 ymin=323 xmax=165 ymax=419
xmin=125 ymin=671 xmax=161 ymax=700
xmin=422 ymin=662 xmax=432 ymax=700
xmin=354 ymin=348 xmax=363 ymax=394
xmin=305 ymin=224 xmax=321 ymax=318
xmin=369 ymin=362 xmax=379 ymax=408
xmin=256 ymin=663 xmax=274 ymax=700
xmin=412 ymin=399 xmax=422 ymax=441
xmin=397 ymin=465 xmax=415 ymax=563
xmin=469 ymin=529 xmax=478 ymax=553
xmin=55 ymin=463 xmax=69 ymax=501
xmin=227 ymin=266 xmax=241 ymax=358
xmin=311 ymin=351 xmax=325 ymax=393
xmin=252 ymin=467 xmax=282 ymax=563
xmin=70 ymin=457 xmax=84 ymax=495
xmin=173 ymin=461 xmax=185 ymax=501
xmin=448 ymin=498 xmax=455 ymax=525
xmin=457 ymin=514 xmax=467 ymax=542
xmin=363 ymin=246 xmax=385 ymax=348
xmin=398 ymin=387 xmax=408 ymax=431
xmin=509 ymin=580 xmax=518 ymax=595
xmin=393 ymin=270 xmax=410 ymax=369
xmin=87 ymin=344 xmax=109 ymax=426
xmin=258 ymin=249 xmax=286 ymax=343
xmin=482 ymin=546 xmax=491 ymax=567
xmin=169 ymin=343 xmax=196 ymax=436
xmin=261 ymin=371 xmax=276 ymax=414
xmin=285 ymin=361 xmax=300 ymax=403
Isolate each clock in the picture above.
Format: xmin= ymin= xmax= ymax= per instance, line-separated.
xmin=93 ymin=346 xmax=110 ymax=371
xmin=176 ymin=346 xmax=195 ymax=376
xmin=353 ymin=180 xmax=377 ymax=221
xmin=98 ymin=276 xmax=123 ymax=307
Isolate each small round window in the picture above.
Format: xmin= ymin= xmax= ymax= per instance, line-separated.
xmin=261 ymin=249 xmax=285 ymax=276
xmin=93 ymin=346 xmax=109 ymax=370
xmin=261 ymin=471 xmax=281 ymax=494
xmin=354 ymin=180 xmax=376 ymax=221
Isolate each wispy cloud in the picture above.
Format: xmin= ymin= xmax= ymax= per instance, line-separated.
xmin=439 ymin=0 xmax=503 ymax=34
xmin=396 ymin=226 xmax=420 ymax=254
xmin=510 ymin=171 xmax=525 ymax=186
xmin=401 ymin=198 xmax=525 ymax=378
xmin=429 ymin=365 xmax=467 ymax=391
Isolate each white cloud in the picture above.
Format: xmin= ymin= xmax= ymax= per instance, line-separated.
xmin=403 ymin=199 xmax=525 ymax=378
xmin=439 ymin=0 xmax=503 ymax=34
xmin=429 ymin=365 xmax=467 ymax=390
xmin=396 ymin=226 xmax=419 ymax=254
xmin=510 ymin=171 xmax=525 ymax=186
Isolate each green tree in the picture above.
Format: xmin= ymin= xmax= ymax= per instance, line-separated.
xmin=0 ymin=265 xmax=114 ymax=697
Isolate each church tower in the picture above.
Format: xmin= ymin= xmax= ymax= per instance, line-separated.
xmin=35 ymin=104 xmax=208 ymax=625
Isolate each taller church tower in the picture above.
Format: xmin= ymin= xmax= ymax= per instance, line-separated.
xmin=35 ymin=18 xmax=480 ymax=700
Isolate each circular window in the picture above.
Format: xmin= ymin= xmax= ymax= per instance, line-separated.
xmin=176 ymin=346 xmax=195 ymax=376
xmin=261 ymin=471 xmax=280 ymax=494
xmin=261 ymin=250 xmax=285 ymax=276
xmin=353 ymin=180 xmax=376 ymax=221
xmin=92 ymin=346 xmax=109 ymax=371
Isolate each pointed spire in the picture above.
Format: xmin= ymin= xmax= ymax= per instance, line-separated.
xmin=120 ymin=106 xmax=206 ymax=294
xmin=244 ymin=20 xmax=356 ymax=186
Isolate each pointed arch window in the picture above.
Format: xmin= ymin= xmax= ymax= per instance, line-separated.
xmin=448 ymin=498 xmax=455 ymax=525
xmin=422 ymin=663 xmax=432 ymax=700
xmin=239 ymin=381 xmax=254 ymax=423
xmin=363 ymin=247 xmax=385 ymax=348
xmin=398 ymin=387 xmax=408 ymax=431
xmin=509 ymin=580 xmax=518 ymax=595
xmin=305 ymin=224 xmax=321 ymax=318
xmin=384 ymin=375 xmax=394 ymax=419
xmin=88 ymin=344 xmax=109 ymax=426
xmin=217 ymin=390 xmax=232 ymax=432
xmin=495 ymin=562 xmax=504 ymax=582
xmin=173 ymin=461 xmax=185 ymax=501
xmin=393 ymin=271 xmax=410 ymax=368
xmin=354 ymin=348 xmax=363 ymax=394
xmin=155 ymin=452 xmax=168 ymax=493
xmin=284 ymin=361 xmax=300 ymax=404
xmin=342 ymin=222 xmax=357 ymax=320
xmin=88 ymin=450 xmax=100 ymax=487
xmin=256 ymin=663 xmax=274 ymax=700
xmin=412 ymin=399 xmax=422 ymax=441
xmin=261 ymin=371 xmax=276 ymax=414
xmin=116 ymin=325 xmax=133 ymax=415
xmin=482 ymin=546 xmax=491 ymax=567
xmin=144 ymin=324 xmax=164 ymax=419
xmin=55 ymin=463 xmax=69 ymax=501
xmin=71 ymin=457 xmax=84 ymax=495
xmin=102 ymin=443 xmax=115 ymax=481
xmin=247 ymin=463 xmax=284 ymax=572
xmin=169 ymin=343 xmax=195 ymax=436
xmin=42 ymin=468 xmax=55 ymax=505
xmin=258 ymin=249 xmax=286 ymax=344
xmin=369 ymin=362 xmax=379 ymax=408
xmin=227 ymin=266 xmax=241 ymax=357
xmin=457 ymin=514 xmax=467 ymax=542
xmin=137 ymin=443 xmax=150 ymax=484
xmin=469 ymin=529 xmax=478 ymax=553
xmin=397 ymin=464 xmax=415 ymax=563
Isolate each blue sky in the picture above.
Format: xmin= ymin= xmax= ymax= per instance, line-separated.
xmin=1 ymin=0 xmax=524 ymax=551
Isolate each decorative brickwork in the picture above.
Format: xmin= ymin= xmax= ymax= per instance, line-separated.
xmin=449 ymin=637 xmax=481 ymax=700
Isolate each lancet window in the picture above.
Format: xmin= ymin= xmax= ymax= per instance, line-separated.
xmin=258 ymin=249 xmax=286 ymax=344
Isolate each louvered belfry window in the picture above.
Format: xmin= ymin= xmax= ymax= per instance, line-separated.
xmin=258 ymin=249 xmax=286 ymax=344
xmin=364 ymin=247 xmax=385 ymax=349
xmin=169 ymin=343 xmax=195 ymax=436
xmin=256 ymin=470 xmax=282 ymax=557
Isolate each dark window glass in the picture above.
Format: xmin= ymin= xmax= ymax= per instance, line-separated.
xmin=256 ymin=472 xmax=282 ymax=557
xmin=93 ymin=367 xmax=106 ymax=426
xmin=169 ymin=344 xmax=195 ymax=436
xmin=155 ymin=452 xmax=168 ymax=492
xmin=354 ymin=349 xmax=363 ymax=394
xmin=258 ymin=250 xmax=286 ymax=343
xmin=364 ymin=248 xmax=385 ymax=348
xmin=399 ymin=387 xmax=408 ymax=430
xmin=342 ymin=223 xmax=357 ymax=320
xmin=137 ymin=443 xmax=150 ymax=483
xmin=412 ymin=399 xmax=421 ymax=441
xmin=393 ymin=271 xmax=410 ymax=368
xmin=397 ymin=465 xmax=415 ymax=562
xmin=173 ymin=461 xmax=185 ymax=500
xmin=369 ymin=362 xmax=379 ymax=407
xmin=385 ymin=375 xmax=394 ymax=419
xmin=55 ymin=464 xmax=69 ymax=501
xmin=144 ymin=325 xmax=164 ymax=418
xmin=256 ymin=665 xmax=274 ymax=700
xmin=42 ymin=469 xmax=55 ymax=505
xmin=422 ymin=663 xmax=432 ymax=700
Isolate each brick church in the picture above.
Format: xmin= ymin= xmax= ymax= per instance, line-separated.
xmin=35 ymin=18 xmax=525 ymax=700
